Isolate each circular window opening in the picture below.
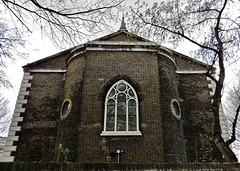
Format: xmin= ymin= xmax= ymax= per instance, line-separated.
xmin=118 ymin=83 xmax=126 ymax=91
xmin=171 ymin=99 xmax=181 ymax=118
xmin=60 ymin=98 xmax=72 ymax=119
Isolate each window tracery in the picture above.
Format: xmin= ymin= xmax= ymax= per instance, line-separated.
xmin=101 ymin=80 xmax=141 ymax=136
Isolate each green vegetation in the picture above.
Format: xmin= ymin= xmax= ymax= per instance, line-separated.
xmin=58 ymin=144 xmax=70 ymax=163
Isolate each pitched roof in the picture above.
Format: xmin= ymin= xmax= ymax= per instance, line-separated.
xmin=23 ymin=29 xmax=211 ymax=70
xmin=93 ymin=29 xmax=153 ymax=42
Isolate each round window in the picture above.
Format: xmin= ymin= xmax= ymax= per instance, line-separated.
xmin=171 ymin=99 xmax=181 ymax=118
xmin=118 ymin=83 xmax=126 ymax=91
xmin=60 ymin=98 xmax=72 ymax=119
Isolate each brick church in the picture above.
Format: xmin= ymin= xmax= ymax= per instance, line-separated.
xmin=2 ymin=19 xmax=229 ymax=163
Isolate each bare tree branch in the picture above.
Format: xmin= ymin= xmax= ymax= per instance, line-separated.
xmin=130 ymin=8 xmax=219 ymax=53
xmin=129 ymin=0 xmax=240 ymax=162
xmin=226 ymin=104 xmax=240 ymax=146
xmin=28 ymin=0 xmax=125 ymax=16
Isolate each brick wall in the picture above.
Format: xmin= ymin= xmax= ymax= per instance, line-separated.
xmin=178 ymin=74 xmax=223 ymax=162
xmin=74 ymin=51 xmax=166 ymax=163
xmin=159 ymin=55 xmax=187 ymax=163
xmin=10 ymin=31 xmax=225 ymax=164
xmin=54 ymin=55 xmax=86 ymax=162
xmin=14 ymin=73 xmax=65 ymax=162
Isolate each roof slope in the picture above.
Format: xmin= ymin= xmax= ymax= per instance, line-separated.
xmin=23 ymin=29 xmax=211 ymax=72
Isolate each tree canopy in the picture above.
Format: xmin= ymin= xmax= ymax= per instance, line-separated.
xmin=0 ymin=93 xmax=11 ymax=137
xmin=1 ymin=0 xmax=125 ymax=48
xmin=0 ymin=0 xmax=125 ymax=137
xmin=128 ymin=0 xmax=240 ymax=162
xmin=128 ymin=0 xmax=240 ymax=63
xmin=0 ymin=0 xmax=125 ymax=85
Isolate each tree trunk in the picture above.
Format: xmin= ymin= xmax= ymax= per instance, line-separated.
xmin=210 ymin=0 xmax=238 ymax=162
xmin=213 ymin=133 xmax=238 ymax=162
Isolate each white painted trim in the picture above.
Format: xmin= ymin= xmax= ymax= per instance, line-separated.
xmin=206 ymin=76 xmax=229 ymax=142
xmin=67 ymin=50 xmax=86 ymax=65
xmin=86 ymin=47 xmax=157 ymax=52
xmin=70 ymin=44 xmax=85 ymax=54
xmin=24 ymin=72 xmax=30 ymax=76
xmin=20 ymin=87 xmax=28 ymax=92
xmin=0 ymin=157 xmax=14 ymax=162
xmin=11 ymin=117 xmax=23 ymax=122
xmin=14 ymin=108 xmax=25 ymax=113
xmin=158 ymin=52 xmax=176 ymax=66
xmin=13 ymin=113 xmax=21 ymax=117
xmin=5 ymin=141 xmax=13 ymax=146
xmin=22 ymin=79 xmax=29 ymax=83
xmin=68 ymin=41 xmax=177 ymax=68
xmin=159 ymin=46 xmax=173 ymax=55
xmin=101 ymin=80 xmax=141 ymax=136
xmin=209 ymin=91 xmax=215 ymax=96
xmin=4 ymin=146 xmax=17 ymax=151
xmin=176 ymin=70 xmax=207 ymax=74
xmin=17 ymin=95 xmax=25 ymax=100
xmin=67 ymin=47 xmax=177 ymax=67
xmin=19 ymin=91 xmax=30 ymax=96
xmin=1 ymin=72 xmax=32 ymax=162
xmin=100 ymin=131 xmax=142 ymax=136
xmin=23 ymin=75 xmax=33 ymax=80
xmin=16 ymin=100 xmax=28 ymax=104
xmin=2 ymin=151 xmax=11 ymax=157
xmin=5 ymin=136 xmax=19 ymax=141
xmin=15 ymin=104 xmax=23 ymax=108
xmin=10 ymin=122 xmax=18 ymax=126
xmin=20 ymin=83 xmax=32 ymax=87
xmin=9 ymin=127 xmax=21 ymax=131
xmin=219 ymin=103 xmax=229 ymax=142
xmin=28 ymin=69 xmax=67 ymax=73
xmin=86 ymin=41 xmax=159 ymax=46
xmin=7 ymin=132 xmax=16 ymax=136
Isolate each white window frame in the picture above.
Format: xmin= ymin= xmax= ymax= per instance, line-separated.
xmin=101 ymin=80 xmax=142 ymax=136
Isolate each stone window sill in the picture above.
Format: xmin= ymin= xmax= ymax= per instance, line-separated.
xmin=100 ymin=131 xmax=142 ymax=136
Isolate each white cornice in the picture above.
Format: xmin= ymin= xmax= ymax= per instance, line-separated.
xmin=28 ymin=70 xmax=67 ymax=73
xmin=86 ymin=41 xmax=159 ymax=46
xmin=158 ymin=52 xmax=176 ymax=66
xmin=67 ymin=41 xmax=177 ymax=67
xmin=67 ymin=50 xmax=86 ymax=65
xmin=176 ymin=70 xmax=207 ymax=74
xmin=85 ymin=47 xmax=157 ymax=52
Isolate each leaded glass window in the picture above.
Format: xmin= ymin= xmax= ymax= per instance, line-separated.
xmin=101 ymin=80 xmax=141 ymax=136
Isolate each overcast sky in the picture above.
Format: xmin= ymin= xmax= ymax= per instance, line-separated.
xmin=3 ymin=22 xmax=239 ymax=110
xmin=1 ymin=0 xmax=238 ymax=111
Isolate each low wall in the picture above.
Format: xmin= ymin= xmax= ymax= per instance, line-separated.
xmin=0 ymin=162 xmax=239 ymax=171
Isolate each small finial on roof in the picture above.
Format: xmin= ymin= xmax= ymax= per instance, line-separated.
xmin=120 ymin=16 xmax=127 ymax=30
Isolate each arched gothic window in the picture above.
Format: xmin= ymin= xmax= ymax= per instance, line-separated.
xmin=101 ymin=80 xmax=142 ymax=136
